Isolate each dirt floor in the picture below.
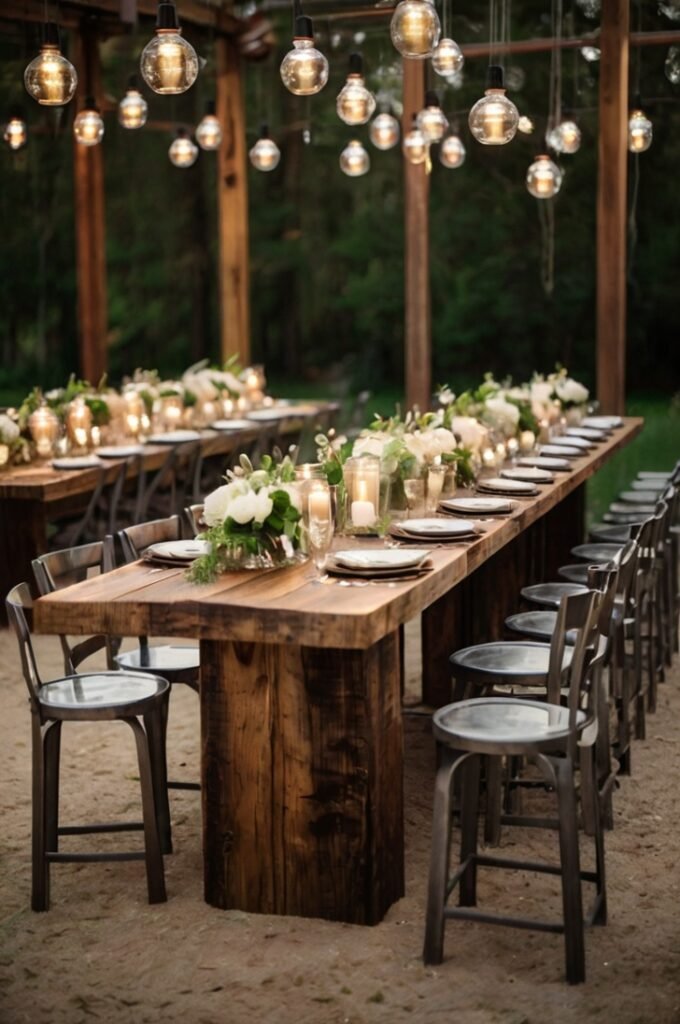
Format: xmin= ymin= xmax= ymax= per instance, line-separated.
xmin=1 ymin=621 xmax=679 ymax=1024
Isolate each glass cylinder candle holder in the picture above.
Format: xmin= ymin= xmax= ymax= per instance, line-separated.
xmin=66 ymin=397 xmax=92 ymax=451
xmin=495 ymin=441 xmax=507 ymax=466
xmin=425 ymin=463 xmax=447 ymax=513
xmin=0 ymin=444 xmax=9 ymax=469
xmin=506 ymin=437 xmax=519 ymax=462
xmin=243 ymin=364 xmax=266 ymax=406
xmin=519 ymin=429 xmax=536 ymax=452
xmin=123 ymin=390 xmax=145 ymax=438
xmin=236 ymin=395 xmax=251 ymax=414
xmin=344 ymin=454 xmax=381 ymax=532
xmin=159 ymin=394 xmax=184 ymax=431
xmin=28 ymin=403 xmax=60 ymax=458
xmin=221 ymin=395 xmax=235 ymax=419
xmin=482 ymin=446 xmax=496 ymax=469
xmin=295 ymin=464 xmax=327 ymax=526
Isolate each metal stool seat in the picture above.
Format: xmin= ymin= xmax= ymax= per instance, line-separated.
xmin=40 ymin=671 xmax=166 ymax=711
xmin=589 ymin=523 xmax=639 ymax=543
xmin=451 ymin=640 xmax=573 ymax=681
xmin=630 ymin=479 xmax=664 ymax=493
xmin=116 ymin=645 xmax=200 ymax=676
xmin=520 ymin=581 xmax=589 ymax=610
xmin=618 ymin=490 xmax=660 ymax=505
xmin=571 ymin=542 xmax=623 ymax=563
xmin=505 ymin=610 xmax=579 ymax=644
xmin=608 ymin=502 xmax=656 ymax=517
xmin=558 ymin=563 xmax=591 ymax=584
xmin=637 ymin=471 xmax=672 ymax=480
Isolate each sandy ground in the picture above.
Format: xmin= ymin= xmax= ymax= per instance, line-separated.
xmin=1 ymin=621 xmax=680 ymax=1024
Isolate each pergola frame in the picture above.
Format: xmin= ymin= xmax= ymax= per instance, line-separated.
xmin=1 ymin=0 xmax=677 ymax=411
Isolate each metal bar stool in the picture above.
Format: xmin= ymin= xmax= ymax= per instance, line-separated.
xmin=6 ymin=584 xmax=170 ymax=911
xmin=424 ymin=591 xmax=606 ymax=984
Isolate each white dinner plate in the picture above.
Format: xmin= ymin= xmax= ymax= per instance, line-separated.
xmin=548 ymin=435 xmax=592 ymax=449
xmin=334 ymin=548 xmax=430 ymax=571
xmin=146 ymin=431 xmax=202 ymax=444
xmin=518 ymin=456 xmax=572 ymax=471
xmin=582 ymin=416 xmax=623 ymax=429
xmin=246 ymin=409 xmax=295 ymax=421
xmin=500 ymin=467 xmax=554 ymax=484
xmin=565 ymin=427 xmax=605 ymax=441
xmin=145 ymin=540 xmax=212 ymax=562
xmin=51 ymin=456 xmax=103 ymax=470
xmin=95 ymin=445 xmax=144 ymax=458
xmin=440 ymin=497 xmax=514 ymax=514
xmin=539 ymin=445 xmax=583 ymax=458
xmin=399 ymin=518 xmax=479 ymax=538
xmin=210 ymin=419 xmax=253 ymax=431
xmin=477 ymin=477 xmax=538 ymax=495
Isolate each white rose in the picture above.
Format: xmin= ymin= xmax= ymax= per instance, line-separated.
xmin=430 ymin=427 xmax=457 ymax=456
xmin=438 ymin=386 xmax=454 ymax=406
xmin=484 ymin=397 xmax=520 ymax=438
xmin=0 ymin=414 xmax=19 ymax=443
xmin=273 ymin=482 xmax=302 ymax=513
xmin=353 ymin=434 xmax=387 ymax=459
xmin=183 ymin=371 xmax=219 ymax=403
xmin=450 ymin=416 xmax=488 ymax=454
xmin=403 ymin=432 xmax=431 ymax=464
xmin=555 ymin=377 xmax=589 ymax=405
xmin=505 ymin=385 xmax=530 ymax=403
xmin=203 ymin=480 xmax=248 ymax=526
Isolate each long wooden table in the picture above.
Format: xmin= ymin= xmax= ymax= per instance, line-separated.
xmin=33 ymin=418 xmax=642 ymax=925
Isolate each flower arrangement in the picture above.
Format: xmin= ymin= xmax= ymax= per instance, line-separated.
xmin=19 ymin=376 xmax=112 ymax=429
xmin=365 ymin=409 xmax=475 ymax=488
xmin=188 ymin=453 xmax=304 ymax=583
xmin=0 ymin=412 xmax=30 ymax=467
xmin=550 ymin=367 xmax=589 ymax=410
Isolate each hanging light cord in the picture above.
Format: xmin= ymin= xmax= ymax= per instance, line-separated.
xmin=538 ymin=199 xmax=556 ymax=296
xmin=628 ymin=0 xmax=643 ymax=281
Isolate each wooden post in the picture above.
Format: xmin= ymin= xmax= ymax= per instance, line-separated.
xmin=596 ymin=0 xmax=629 ymax=415
xmin=402 ymin=59 xmax=431 ymax=411
xmin=73 ymin=23 xmax=108 ymax=384
xmin=216 ymin=36 xmax=250 ymax=366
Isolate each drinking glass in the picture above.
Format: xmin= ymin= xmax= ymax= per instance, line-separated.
xmin=403 ymin=477 xmax=425 ymax=518
xmin=308 ymin=516 xmax=335 ymax=573
xmin=425 ymin=465 xmax=447 ymax=513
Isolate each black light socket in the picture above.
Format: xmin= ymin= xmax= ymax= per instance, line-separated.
xmin=156 ymin=2 xmax=180 ymax=31
xmin=633 ymin=91 xmax=643 ymax=109
xmin=349 ymin=52 xmax=363 ymax=75
xmin=205 ymin=99 xmax=216 ymax=116
xmin=294 ymin=14 xmax=314 ymax=38
xmin=425 ymin=89 xmax=440 ymax=108
xmin=176 ymin=126 xmax=187 ymax=138
xmin=84 ymin=95 xmax=98 ymax=112
xmin=127 ymin=74 xmax=140 ymax=90
xmin=43 ymin=21 xmax=61 ymax=47
xmin=260 ymin=122 xmax=270 ymax=138
xmin=486 ymin=64 xmax=505 ymax=90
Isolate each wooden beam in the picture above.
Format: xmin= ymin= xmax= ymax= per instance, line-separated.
xmin=73 ymin=23 xmax=108 ymax=384
xmin=216 ymin=35 xmax=250 ymax=366
xmin=596 ymin=0 xmax=629 ymax=415
xmin=402 ymin=58 xmax=430 ymax=412
xmin=0 ymin=0 xmax=241 ymax=33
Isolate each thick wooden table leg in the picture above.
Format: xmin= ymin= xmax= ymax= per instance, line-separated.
xmin=200 ymin=631 xmax=404 ymax=924
xmin=0 ymin=498 xmax=49 ymax=620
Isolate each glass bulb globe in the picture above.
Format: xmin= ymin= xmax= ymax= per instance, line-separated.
xmin=628 ymin=109 xmax=653 ymax=152
xmin=169 ymin=131 xmax=198 ymax=167
xmin=439 ymin=133 xmax=465 ymax=168
xmin=4 ymin=116 xmax=27 ymax=150
xmin=518 ymin=115 xmax=535 ymax=134
xmin=416 ymin=100 xmax=448 ymax=142
xmin=403 ymin=122 xmax=429 ymax=164
xmin=340 ymin=139 xmax=370 ymax=177
xmin=369 ymin=112 xmax=400 ymax=150
xmin=468 ymin=88 xmax=519 ymax=145
xmin=665 ymin=45 xmax=680 ymax=83
xmin=337 ymin=75 xmax=376 ymax=126
xmin=118 ymin=87 xmax=148 ymax=129
xmin=390 ymin=0 xmax=441 ymax=59
xmin=196 ymin=113 xmax=222 ymax=150
xmin=547 ymin=119 xmax=581 ymax=154
xmin=432 ymin=37 xmax=464 ymax=76
xmin=141 ymin=31 xmax=198 ymax=95
xmin=74 ymin=105 xmax=104 ymax=147
xmin=249 ymin=135 xmax=281 ymax=171
xmin=280 ymin=36 xmax=328 ymax=96
xmin=24 ymin=37 xmax=77 ymax=106
xmin=526 ymin=155 xmax=562 ymax=199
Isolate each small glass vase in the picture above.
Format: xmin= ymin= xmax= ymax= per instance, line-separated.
xmin=214 ymin=533 xmax=304 ymax=572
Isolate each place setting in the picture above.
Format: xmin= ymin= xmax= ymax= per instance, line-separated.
xmin=475 ymin=476 xmax=540 ymax=498
xmin=500 ymin=466 xmax=554 ymax=485
xmin=323 ymin=547 xmax=434 ymax=585
xmin=387 ymin=516 xmax=485 ymax=545
xmin=51 ymin=455 xmax=104 ymax=471
xmin=438 ymin=495 xmax=517 ymax=516
xmin=565 ymin=426 xmax=607 ymax=441
xmin=538 ymin=443 xmax=584 ymax=459
xmin=141 ymin=539 xmax=212 ymax=568
xmin=517 ymin=454 xmax=574 ymax=472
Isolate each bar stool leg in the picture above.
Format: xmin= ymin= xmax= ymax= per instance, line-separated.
xmin=554 ymin=755 xmax=585 ymax=984
xmin=483 ymin=754 xmax=501 ymax=848
xmin=126 ymin=717 xmax=167 ymax=905
xmin=31 ymin=719 xmax=50 ymax=912
xmin=144 ymin=700 xmax=172 ymax=856
xmin=44 ymin=721 xmax=62 ymax=853
xmin=459 ymin=754 xmax=481 ymax=906
xmin=423 ymin=747 xmax=460 ymax=965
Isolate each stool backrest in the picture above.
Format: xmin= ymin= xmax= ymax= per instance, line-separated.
xmin=6 ymin=583 xmax=43 ymax=710
xmin=552 ymin=589 xmax=603 ymax=759
xmin=183 ymin=504 xmax=205 ymax=537
xmin=118 ymin=514 xmax=183 ymax=564
xmin=546 ymin=589 xmax=599 ymax=707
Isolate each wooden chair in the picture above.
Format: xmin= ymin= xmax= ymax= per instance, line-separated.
xmin=183 ymin=503 xmax=205 ymax=537
xmin=6 ymin=583 xmax=169 ymax=910
xmin=424 ymin=590 xmax=606 ymax=984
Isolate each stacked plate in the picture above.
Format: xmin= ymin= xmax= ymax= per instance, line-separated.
xmin=548 ymin=435 xmax=592 ymax=451
xmin=500 ymin=466 xmax=554 ymax=485
xmin=51 ymin=456 xmax=103 ymax=470
xmin=95 ymin=445 xmax=144 ymax=458
xmin=390 ymin=518 xmax=482 ymax=542
xmin=145 ymin=430 xmax=202 ymax=444
xmin=518 ymin=455 xmax=572 ymax=472
xmin=440 ymin=496 xmax=515 ymax=515
xmin=327 ymin=548 xmax=432 ymax=580
xmin=565 ymin=426 xmax=606 ymax=441
xmin=476 ymin=476 xmax=539 ymax=497
xmin=142 ymin=539 xmax=211 ymax=567
xmin=210 ymin=419 xmax=253 ymax=431
xmin=539 ymin=444 xmax=583 ymax=459
xmin=582 ymin=415 xmax=623 ymax=430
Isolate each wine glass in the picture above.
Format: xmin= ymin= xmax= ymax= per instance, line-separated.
xmin=308 ymin=516 xmax=335 ymax=573
xmin=403 ymin=477 xmax=425 ymax=519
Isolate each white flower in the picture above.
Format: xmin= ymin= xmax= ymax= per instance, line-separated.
xmin=438 ymin=386 xmax=455 ymax=406
xmin=228 ymin=488 xmax=273 ymax=525
xmin=554 ymin=377 xmax=589 ymax=405
xmin=202 ymin=480 xmax=249 ymax=526
xmin=273 ymin=483 xmax=302 ymax=513
xmin=0 ymin=414 xmax=19 ymax=443
xmin=210 ymin=369 xmax=244 ymax=394
xmin=530 ymin=379 xmax=555 ymax=420
xmin=483 ymin=396 xmax=520 ymax=438
xmin=450 ymin=416 xmax=488 ymax=454
xmin=182 ymin=370 xmax=219 ymax=403
xmin=403 ymin=427 xmax=457 ymax=464
xmin=353 ymin=434 xmax=389 ymax=459
xmin=505 ymin=385 xmax=530 ymax=403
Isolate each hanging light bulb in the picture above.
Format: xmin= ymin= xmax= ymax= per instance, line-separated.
xmin=249 ymin=124 xmax=281 ymax=171
xmin=4 ymin=112 xmax=27 ymax=151
xmin=390 ymin=0 xmax=441 ymax=59
xmin=665 ymin=45 xmax=680 ymax=83
xmin=24 ymin=22 xmax=78 ymax=106
xmin=140 ymin=1 xmax=199 ymax=95
xmin=369 ymin=111 xmax=400 ymax=150
xmin=526 ymin=154 xmax=563 ymax=198
xmin=196 ymin=100 xmax=222 ymax=150
xmin=518 ymin=115 xmax=535 ymax=134
xmin=628 ymin=108 xmax=653 ymax=152
xmin=169 ymin=127 xmax=198 ymax=167
xmin=280 ymin=9 xmax=328 ymax=96
xmin=432 ymin=37 xmax=464 ymax=77
xmin=416 ymin=90 xmax=448 ymax=142
xmin=336 ymin=53 xmax=376 ymax=126
xmin=439 ymin=132 xmax=465 ymax=168
xmin=73 ymin=97 xmax=105 ymax=147
xmin=546 ymin=119 xmax=581 ymax=154
xmin=402 ymin=115 xmax=429 ymax=164
xmin=468 ymin=64 xmax=519 ymax=145
xmin=340 ymin=139 xmax=370 ymax=177
xmin=118 ymin=75 xmax=148 ymax=129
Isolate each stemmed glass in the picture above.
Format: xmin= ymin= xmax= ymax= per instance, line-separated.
xmin=403 ymin=477 xmax=425 ymax=519
xmin=308 ymin=515 xmax=335 ymax=574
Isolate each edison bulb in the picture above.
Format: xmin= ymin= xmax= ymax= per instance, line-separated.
xmin=665 ymin=45 xmax=680 ymax=83
xmin=24 ymin=24 xmax=77 ymax=106
xmin=118 ymin=79 xmax=148 ymax=129
xmin=547 ymin=119 xmax=581 ymax=154
xmin=336 ymin=55 xmax=376 ymax=126
xmin=250 ymin=128 xmax=280 ymax=171
xmin=440 ymin=133 xmax=465 ymax=168
xmin=369 ymin=112 xmax=400 ymax=150
xmin=4 ymin=116 xmax=27 ymax=150
xmin=340 ymin=139 xmax=370 ymax=177
xmin=196 ymin=102 xmax=222 ymax=150
xmin=140 ymin=2 xmax=198 ymax=95
xmin=518 ymin=115 xmax=535 ymax=134
xmin=169 ymin=129 xmax=198 ymax=167
xmin=74 ymin=101 xmax=104 ymax=146
xmin=526 ymin=155 xmax=563 ymax=198
xmin=468 ymin=66 xmax=519 ymax=145
xmin=416 ymin=91 xmax=448 ymax=142
xmin=403 ymin=119 xmax=428 ymax=164
xmin=390 ymin=0 xmax=440 ymax=59
xmin=628 ymin=109 xmax=653 ymax=153
xmin=432 ymin=37 xmax=464 ymax=76
xmin=280 ymin=16 xmax=328 ymax=96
